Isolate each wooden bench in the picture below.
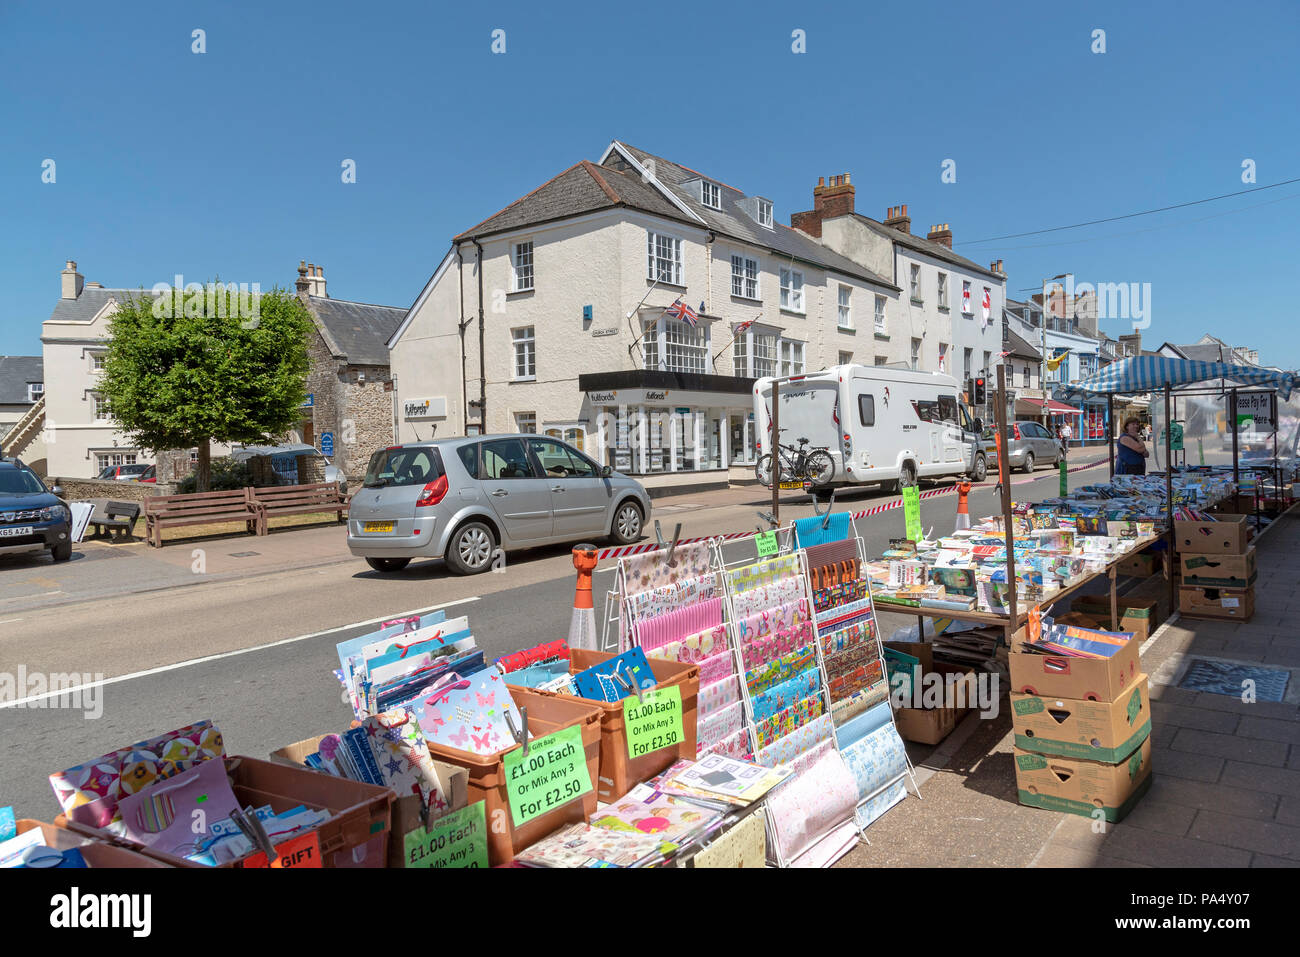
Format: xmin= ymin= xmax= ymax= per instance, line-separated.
xmin=247 ymin=482 xmax=348 ymax=528
xmin=142 ymin=489 xmax=263 ymax=547
xmin=87 ymin=499 xmax=141 ymax=542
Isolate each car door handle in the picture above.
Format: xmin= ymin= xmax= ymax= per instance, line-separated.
xmin=551 ymin=486 xmax=565 ymax=493
xmin=491 ymin=489 xmax=508 ymax=497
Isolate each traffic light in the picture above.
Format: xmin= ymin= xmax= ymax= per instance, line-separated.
xmin=973 ymin=376 xmax=987 ymax=404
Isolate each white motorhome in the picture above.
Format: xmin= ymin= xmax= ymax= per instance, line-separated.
xmin=753 ymin=365 xmax=988 ymax=491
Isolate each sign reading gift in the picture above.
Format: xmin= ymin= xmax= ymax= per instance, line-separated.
xmin=404 ymin=801 xmax=488 ymax=869
xmin=624 ymin=685 xmax=684 ymax=758
xmin=503 ymin=724 xmax=592 ymax=827
xmin=243 ymin=830 xmax=322 ymax=869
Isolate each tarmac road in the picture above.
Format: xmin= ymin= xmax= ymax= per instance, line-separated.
xmin=0 ymin=458 xmax=1112 ymax=819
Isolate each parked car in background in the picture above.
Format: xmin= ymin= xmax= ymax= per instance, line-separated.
xmin=987 ymin=421 xmax=1065 ymax=473
xmin=97 ymin=463 xmax=154 ymax=481
xmin=0 ymin=457 xmax=73 ymax=562
xmin=229 ymin=443 xmax=347 ymax=494
xmin=347 ymin=435 xmax=651 ymax=575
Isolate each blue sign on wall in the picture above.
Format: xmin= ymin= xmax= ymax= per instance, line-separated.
xmin=302 ymin=393 xmax=314 ymax=408
xmin=320 ymin=431 xmax=334 ymax=456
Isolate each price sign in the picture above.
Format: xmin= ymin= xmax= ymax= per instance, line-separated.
xmin=503 ymin=724 xmax=592 ymax=827
xmin=755 ymin=530 xmax=778 ymax=557
xmin=903 ymin=485 xmax=922 ymax=542
xmin=242 ymin=831 xmax=322 ymax=869
xmin=404 ymin=801 xmax=488 ymax=869
xmin=623 ymin=685 xmax=684 ymax=759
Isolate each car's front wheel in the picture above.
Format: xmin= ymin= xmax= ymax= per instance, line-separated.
xmin=445 ymin=521 xmax=497 ymax=575
xmin=610 ymin=500 xmax=643 ymax=545
xmin=365 ymin=557 xmax=410 ymax=573
xmin=969 ymin=454 xmax=987 ymax=483
xmin=1022 ymin=452 xmax=1035 ymax=474
xmin=51 ymin=542 xmax=72 ymax=562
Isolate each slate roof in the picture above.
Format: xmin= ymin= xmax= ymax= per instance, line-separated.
xmin=852 ymin=215 xmax=1004 ymax=282
xmin=1003 ymin=328 xmax=1042 ymax=361
xmin=0 ymin=356 xmax=43 ymax=405
xmin=45 ymin=287 xmax=153 ymax=324
xmin=608 ymin=143 xmax=898 ymax=290
xmin=306 ymin=296 xmax=405 ymax=366
xmin=453 ymin=160 xmax=692 ymax=242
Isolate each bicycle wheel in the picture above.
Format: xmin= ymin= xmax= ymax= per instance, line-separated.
xmin=805 ymin=450 xmax=835 ymax=485
xmin=755 ymin=454 xmax=777 ymax=487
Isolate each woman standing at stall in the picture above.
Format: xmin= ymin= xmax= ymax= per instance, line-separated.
xmin=1117 ymin=417 xmax=1150 ymax=475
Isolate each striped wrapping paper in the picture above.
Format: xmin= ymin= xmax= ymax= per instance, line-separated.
xmin=634 ymin=597 xmax=724 ymax=653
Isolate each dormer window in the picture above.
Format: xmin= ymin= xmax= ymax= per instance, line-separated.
xmin=28 ymin=383 xmax=44 ymax=402
xmin=701 ymin=180 xmax=721 ymax=210
xmin=757 ymin=199 xmax=773 ymax=228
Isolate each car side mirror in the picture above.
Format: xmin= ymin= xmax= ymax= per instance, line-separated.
xmin=51 ymin=485 xmax=64 ymax=498
xmin=600 ymin=465 xmax=613 ymax=478
xmin=972 ymin=418 xmax=983 ymax=434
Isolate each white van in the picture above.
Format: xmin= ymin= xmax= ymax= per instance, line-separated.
xmin=752 ymin=365 xmax=988 ymax=491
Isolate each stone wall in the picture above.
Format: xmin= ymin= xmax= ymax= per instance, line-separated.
xmin=336 ymin=369 xmax=393 ymax=480
xmin=50 ymin=477 xmax=177 ymax=501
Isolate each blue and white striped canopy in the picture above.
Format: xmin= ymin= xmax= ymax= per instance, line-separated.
xmin=1060 ymin=356 xmax=1297 ymax=401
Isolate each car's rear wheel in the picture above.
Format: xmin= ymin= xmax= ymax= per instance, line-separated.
xmin=445 ymin=520 xmax=496 ymax=575
xmin=51 ymin=542 xmax=71 ymax=562
xmin=365 ymin=557 xmax=410 ymax=573
xmin=1022 ymin=452 xmax=1035 ymax=474
xmin=610 ymin=500 xmax=643 ymax=545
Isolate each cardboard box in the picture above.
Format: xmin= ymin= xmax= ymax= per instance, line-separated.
xmin=1175 ymin=514 xmax=1248 ymax=554
xmin=1009 ymin=626 xmax=1141 ymax=702
xmin=1014 ymin=736 xmax=1153 ymax=823
xmin=1179 ymin=546 xmax=1257 ymax=589
xmin=1070 ymin=595 xmax=1160 ymax=641
xmin=885 ymin=641 xmax=978 ymax=745
xmin=1178 ymin=585 xmax=1255 ymax=621
xmin=1011 ymin=673 xmax=1151 ymax=763
xmin=270 ymin=733 xmax=470 ymax=867
xmin=1116 ymin=551 xmax=1159 ymax=579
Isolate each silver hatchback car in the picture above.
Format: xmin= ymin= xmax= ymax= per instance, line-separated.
xmin=989 ymin=420 xmax=1065 ymax=473
xmin=347 ymin=435 xmax=652 ymax=575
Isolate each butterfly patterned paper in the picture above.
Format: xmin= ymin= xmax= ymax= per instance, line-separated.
xmin=413 ymin=669 xmax=525 ymax=757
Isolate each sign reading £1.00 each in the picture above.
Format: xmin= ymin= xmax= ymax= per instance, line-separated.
xmin=503 ymin=724 xmax=592 ymax=827
xmin=404 ymin=801 xmax=489 ymax=869
xmin=624 ymin=685 xmax=684 ymax=759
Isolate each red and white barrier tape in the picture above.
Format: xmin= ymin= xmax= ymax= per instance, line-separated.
xmin=594 ymin=455 xmax=1110 ymax=561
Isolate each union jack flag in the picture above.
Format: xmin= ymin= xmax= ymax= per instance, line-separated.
xmin=664 ymin=298 xmax=699 ymax=327
xmin=736 ymin=316 xmax=757 ymax=334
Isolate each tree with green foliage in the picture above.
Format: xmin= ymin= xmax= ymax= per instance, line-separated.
xmin=100 ymin=284 xmax=312 ymax=492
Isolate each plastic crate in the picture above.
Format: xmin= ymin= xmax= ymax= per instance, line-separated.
xmin=424 ymin=688 xmax=602 ymax=865
xmin=58 ymin=755 xmax=394 ymax=868
xmin=511 ymin=649 xmax=700 ymax=802
xmin=15 ymin=819 xmax=178 ymax=868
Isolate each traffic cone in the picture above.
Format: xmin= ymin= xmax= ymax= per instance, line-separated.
xmin=569 ymin=544 xmax=599 ymax=650
xmin=955 ymin=481 xmax=972 ymax=530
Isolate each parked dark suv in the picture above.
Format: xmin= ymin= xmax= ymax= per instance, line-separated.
xmin=0 ymin=457 xmax=73 ymax=562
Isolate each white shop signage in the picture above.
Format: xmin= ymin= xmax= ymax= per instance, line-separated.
xmin=404 ymin=397 xmax=447 ymax=421
xmin=586 ymin=388 xmax=747 ymax=408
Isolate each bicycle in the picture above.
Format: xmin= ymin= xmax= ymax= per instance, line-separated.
xmin=755 ymin=432 xmax=836 ymax=488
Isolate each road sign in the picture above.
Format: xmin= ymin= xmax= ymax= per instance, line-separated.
xmin=320 ymin=431 xmax=334 ymax=456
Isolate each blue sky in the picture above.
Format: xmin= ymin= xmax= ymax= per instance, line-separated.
xmin=3 ymin=0 xmax=1297 ymax=365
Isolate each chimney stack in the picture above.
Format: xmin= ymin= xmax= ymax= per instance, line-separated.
xmin=927 ymin=223 xmax=953 ymax=248
xmin=61 ymin=260 xmax=83 ymax=300
xmin=302 ymin=263 xmax=327 ymax=298
xmin=884 ymin=204 xmax=911 ymax=234
xmin=790 ymin=172 xmax=855 ymax=238
xmin=989 ymin=259 xmax=1005 ymax=276
xmin=295 ymin=260 xmax=311 ymax=298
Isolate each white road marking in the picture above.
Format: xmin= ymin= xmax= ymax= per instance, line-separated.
xmin=0 ymin=596 xmax=479 ymax=709
xmin=0 ymin=618 xmax=23 ymax=626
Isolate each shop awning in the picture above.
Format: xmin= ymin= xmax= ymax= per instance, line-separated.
xmin=1061 ymin=356 xmax=1297 ymax=400
xmin=1017 ymin=397 xmax=1082 ymax=415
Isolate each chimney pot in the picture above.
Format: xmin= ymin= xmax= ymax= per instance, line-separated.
xmin=817 ymin=176 xmax=825 ymax=188
xmin=844 ymin=173 xmax=850 ymax=185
